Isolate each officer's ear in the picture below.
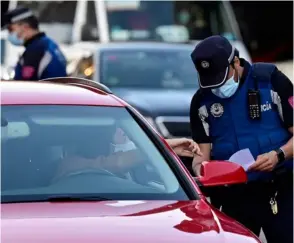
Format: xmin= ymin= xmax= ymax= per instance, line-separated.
xmin=21 ymin=22 xmax=31 ymax=30
xmin=231 ymin=56 xmax=240 ymax=69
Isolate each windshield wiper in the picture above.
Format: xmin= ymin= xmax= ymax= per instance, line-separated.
xmin=47 ymin=195 xmax=111 ymax=202
xmin=1 ymin=195 xmax=111 ymax=203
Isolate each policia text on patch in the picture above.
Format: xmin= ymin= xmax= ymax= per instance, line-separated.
xmin=190 ymin=35 xmax=293 ymax=243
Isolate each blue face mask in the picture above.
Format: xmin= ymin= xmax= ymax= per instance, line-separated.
xmin=212 ymin=71 xmax=239 ymax=99
xmin=8 ymin=32 xmax=24 ymax=46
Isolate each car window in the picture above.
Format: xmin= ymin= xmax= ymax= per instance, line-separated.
xmin=99 ymin=49 xmax=199 ymax=89
xmin=1 ymin=105 xmax=190 ymax=202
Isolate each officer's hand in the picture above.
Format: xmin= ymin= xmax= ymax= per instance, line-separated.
xmin=248 ymin=151 xmax=278 ymax=172
xmin=168 ymin=138 xmax=203 ymax=157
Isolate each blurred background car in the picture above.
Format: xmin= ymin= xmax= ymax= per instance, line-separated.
xmin=75 ymin=42 xmax=197 ymax=138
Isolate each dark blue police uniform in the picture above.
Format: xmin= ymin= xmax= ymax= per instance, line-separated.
xmin=14 ymin=32 xmax=67 ymax=80
xmin=1 ymin=7 xmax=67 ymax=81
xmin=190 ymin=36 xmax=293 ymax=243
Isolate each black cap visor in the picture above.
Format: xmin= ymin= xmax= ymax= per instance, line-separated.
xmin=198 ymin=66 xmax=229 ymax=89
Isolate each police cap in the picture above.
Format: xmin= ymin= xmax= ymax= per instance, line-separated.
xmin=191 ymin=35 xmax=235 ymax=89
xmin=2 ymin=7 xmax=35 ymax=30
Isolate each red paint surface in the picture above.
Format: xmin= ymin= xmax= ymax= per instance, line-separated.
xmin=2 ymin=200 xmax=260 ymax=243
xmin=1 ymin=81 xmax=124 ymax=107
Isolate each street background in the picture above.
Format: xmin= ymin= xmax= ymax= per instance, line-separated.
xmin=0 ymin=1 xmax=293 ymax=243
xmin=1 ymin=1 xmax=293 ymax=65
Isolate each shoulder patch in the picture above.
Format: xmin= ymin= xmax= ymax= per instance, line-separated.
xmin=22 ymin=66 xmax=35 ymax=79
xmin=210 ymin=103 xmax=224 ymax=117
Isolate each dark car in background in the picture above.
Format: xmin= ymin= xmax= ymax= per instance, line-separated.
xmin=74 ymin=42 xmax=199 ymax=139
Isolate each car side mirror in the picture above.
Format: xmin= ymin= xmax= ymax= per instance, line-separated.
xmin=196 ymin=161 xmax=247 ymax=187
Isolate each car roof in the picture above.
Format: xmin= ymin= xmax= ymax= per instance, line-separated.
xmin=97 ymin=41 xmax=196 ymax=51
xmin=0 ymin=81 xmax=125 ymax=107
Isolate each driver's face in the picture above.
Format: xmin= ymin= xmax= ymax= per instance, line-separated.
xmin=53 ymin=127 xmax=135 ymax=181
xmin=113 ymin=127 xmax=128 ymax=144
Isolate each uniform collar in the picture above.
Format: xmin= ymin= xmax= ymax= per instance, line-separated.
xmin=239 ymin=58 xmax=251 ymax=84
xmin=24 ymin=32 xmax=45 ymax=47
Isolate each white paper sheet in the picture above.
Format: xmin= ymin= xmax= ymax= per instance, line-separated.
xmin=228 ymin=149 xmax=255 ymax=171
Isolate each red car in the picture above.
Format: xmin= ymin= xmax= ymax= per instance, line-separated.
xmin=1 ymin=78 xmax=261 ymax=243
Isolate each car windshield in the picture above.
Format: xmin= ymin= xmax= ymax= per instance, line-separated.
xmin=99 ymin=48 xmax=199 ymax=89
xmin=1 ymin=105 xmax=190 ymax=203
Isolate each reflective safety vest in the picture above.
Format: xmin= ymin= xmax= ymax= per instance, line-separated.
xmin=199 ymin=63 xmax=292 ymax=181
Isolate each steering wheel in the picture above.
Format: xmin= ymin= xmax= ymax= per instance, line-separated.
xmin=51 ymin=168 xmax=117 ymax=184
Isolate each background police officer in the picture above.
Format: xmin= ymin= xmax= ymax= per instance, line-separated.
xmin=189 ymin=35 xmax=293 ymax=243
xmin=2 ymin=7 xmax=67 ymax=80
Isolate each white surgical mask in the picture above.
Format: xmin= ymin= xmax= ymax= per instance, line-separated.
xmin=212 ymin=71 xmax=239 ymax=98
xmin=111 ymin=141 xmax=136 ymax=153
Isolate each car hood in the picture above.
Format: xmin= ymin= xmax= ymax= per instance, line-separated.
xmin=111 ymin=88 xmax=197 ymax=116
xmin=2 ymin=200 xmax=259 ymax=243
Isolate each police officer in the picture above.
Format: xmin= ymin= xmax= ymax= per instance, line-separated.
xmin=2 ymin=7 xmax=67 ymax=80
xmin=189 ymin=35 xmax=293 ymax=243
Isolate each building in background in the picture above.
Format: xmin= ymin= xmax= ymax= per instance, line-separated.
xmin=231 ymin=1 xmax=293 ymax=62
